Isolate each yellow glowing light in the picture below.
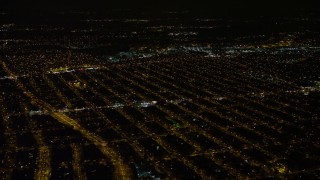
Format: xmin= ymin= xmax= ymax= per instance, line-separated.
xmin=275 ymin=163 xmax=287 ymax=174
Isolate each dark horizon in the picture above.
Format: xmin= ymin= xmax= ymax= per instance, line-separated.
xmin=1 ymin=0 xmax=320 ymax=17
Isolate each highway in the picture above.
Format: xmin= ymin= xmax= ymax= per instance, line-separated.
xmin=1 ymin=61 xmax=134 ymax=179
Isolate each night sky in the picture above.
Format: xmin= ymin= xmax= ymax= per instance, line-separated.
xmin=1 ymin=0 xmax=319 ymax=17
